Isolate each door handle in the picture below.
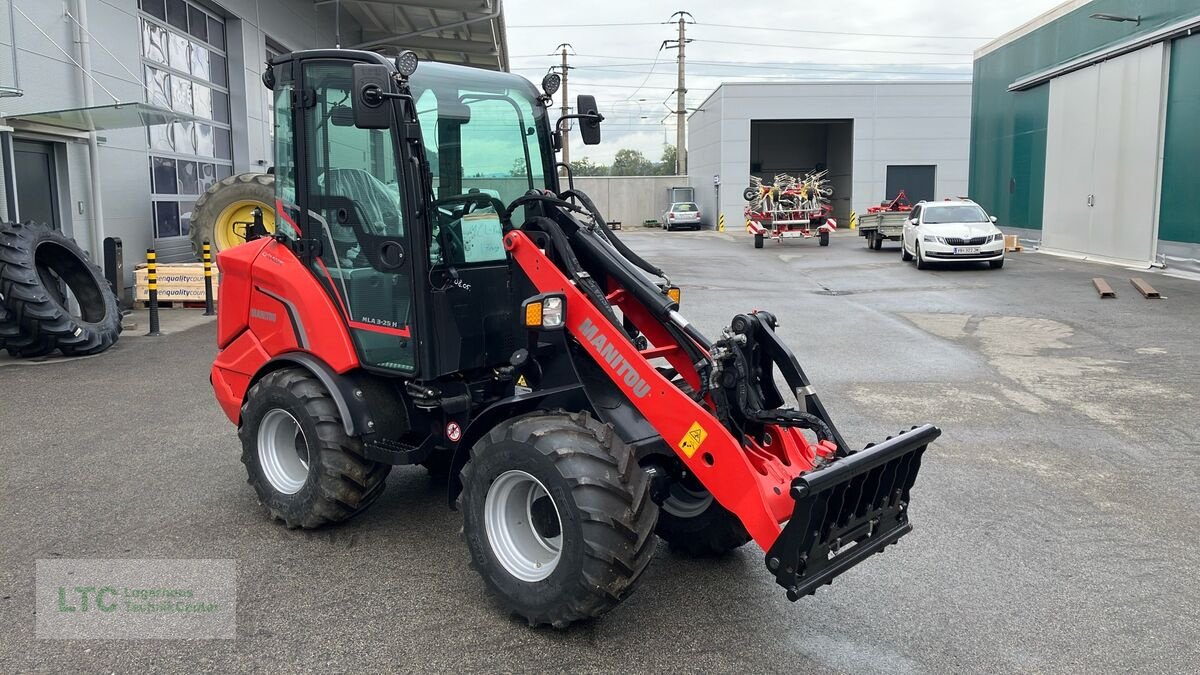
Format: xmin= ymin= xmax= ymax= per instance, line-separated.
xmin=1087 ymin=194 xmax=1095 ymax=207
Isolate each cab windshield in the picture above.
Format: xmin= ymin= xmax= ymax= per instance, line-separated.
xmin=411 ymin=63 xmax=551 ymax=222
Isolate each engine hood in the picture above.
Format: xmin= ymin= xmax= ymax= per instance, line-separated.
xmin=920 ymin=222 xmax=1000 ymax=239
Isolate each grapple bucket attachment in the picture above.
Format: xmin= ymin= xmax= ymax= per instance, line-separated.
xmin=765 ymin=424 xmax=940 ymax=600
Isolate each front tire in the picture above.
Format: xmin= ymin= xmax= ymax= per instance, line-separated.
xmin=990 ymin=258 xmax=1005 ymax=269
xmin=239 ymin=368 xmax=390 ymax=528
xmin=460 ymin=411 xmax=658 ymax=628
xmin=901 ymin=237 xmax=913 ymax=261
xmin=915 ymin=242 xmax=929 ymax=270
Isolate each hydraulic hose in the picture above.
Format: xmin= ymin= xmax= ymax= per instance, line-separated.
xmin=524 ymin=215 xmax=623 ymax=331
xmin=559 ymin=189 xmax=669 ymax=282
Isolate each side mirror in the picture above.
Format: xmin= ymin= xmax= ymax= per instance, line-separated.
xmin=909 ymin=218 xmax=919 ymax=226
xmin=352 ymin=63 xmax=393 ymax=129
xmin=577 ymin=94 xmax=602 ymax=145
xmin=990 ymin=215 xmax=998 ymax=223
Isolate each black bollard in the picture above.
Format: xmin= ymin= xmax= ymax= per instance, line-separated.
xmin=202 ymin=241 xmax=215 ymax=316
xmin=146 ymin=249 xmax=162 ymax=337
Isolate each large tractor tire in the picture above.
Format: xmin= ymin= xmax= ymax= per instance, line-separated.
xmin=190 ymin=173 xmax=276 ymax=256
xmin=239 ymin=368 xmax=390 ymax=529
xmin=460 ymin=411 xmax=659 ymax=628
xmin=0 ymin=223 xmax=122 ymax=357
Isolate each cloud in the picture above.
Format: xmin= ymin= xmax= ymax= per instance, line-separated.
xmin=504 ymin=0 xmax=1063 ymax=160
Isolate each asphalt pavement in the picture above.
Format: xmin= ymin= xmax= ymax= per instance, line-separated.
xmin=1 ymin=229 xmax=1197 ymax=673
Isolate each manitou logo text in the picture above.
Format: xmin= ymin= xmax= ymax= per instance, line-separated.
xmin=578 ymin=317 xmax=651 ymax=398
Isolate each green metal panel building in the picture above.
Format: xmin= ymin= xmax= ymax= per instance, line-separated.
xmin=970 ymin=0 xmax=1200 ymax=271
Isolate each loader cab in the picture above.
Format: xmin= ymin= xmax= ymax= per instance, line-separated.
xmin=267 ymin=50 xmax=558 ymax=379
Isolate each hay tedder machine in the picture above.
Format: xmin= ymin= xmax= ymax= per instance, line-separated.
xmin=205 ymin=49 xmax=940 ymax=627
xmin=743 ymin=172 xmax=837 ymax=249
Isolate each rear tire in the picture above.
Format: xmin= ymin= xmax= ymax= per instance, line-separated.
xmin=819 ymin=231 xmax=830 ymax=247
xmin=460 ymin=411 xmax=658 ymax=628
xmin=239 ymin=368 xmax=390 ymax=528
xmin=754 ymin=233 xmax=764 ymax=249
xmin=190 ymin=173 xmax=276 ymax=256
xmin=873 ymin=234 xmax=884 ymax=250
xmin=990 ymin=258 xmax=1005 ymax=269
xmin=655 ymin=471 xmax=750 ymax=556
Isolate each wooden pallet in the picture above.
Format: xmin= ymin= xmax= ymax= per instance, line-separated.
xmin=137 ymin=300 xmax=212 ymax=310
xmin=1004 ymin=235 xmax=1024 ymax=252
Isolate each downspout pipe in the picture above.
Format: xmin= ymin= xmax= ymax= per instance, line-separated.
xmin=73 ymin=0 xmax=104 ymax=256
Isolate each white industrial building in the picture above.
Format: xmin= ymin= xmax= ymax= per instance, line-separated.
xmin=687 ymin=81 xmax=972 ymax=229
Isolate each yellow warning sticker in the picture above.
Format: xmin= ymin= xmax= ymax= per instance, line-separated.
xmin=516 ymin=375 xmax=528 ymax=387
xmin=678 ymin=421 xmax=708 ymax=458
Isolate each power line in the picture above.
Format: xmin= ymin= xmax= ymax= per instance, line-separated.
xmin=624 ymin=44 xmax=666 ymax=101
xmin=505 ymin=20 xmax=993 ymax=40
xmin=507 ymin=22 xmax=665 ymax=28
xmin=689 ymin=22 xmax=993 ymax=40
xmin=691 ymin=39 xmax=974 ymax=57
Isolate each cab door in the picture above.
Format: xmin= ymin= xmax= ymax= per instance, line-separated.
xmin=279 ymin=57 xmax=420 ymax=374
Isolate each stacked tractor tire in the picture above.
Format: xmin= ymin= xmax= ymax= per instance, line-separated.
xmin=0 ymin=222 xmax=122 ymax=358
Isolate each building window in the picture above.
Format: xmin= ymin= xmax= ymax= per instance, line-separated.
xmin=139 ymin=0 xmax=232 ymax=238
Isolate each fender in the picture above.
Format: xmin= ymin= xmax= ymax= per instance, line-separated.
xmin=250 ymin=352 xmax=374 ymax=436
xmin=446 ymin=384 xmax=592 ymax=507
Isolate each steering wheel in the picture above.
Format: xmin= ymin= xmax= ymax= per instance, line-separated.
xmin=432 ymin=193 xmax=509 ymax=264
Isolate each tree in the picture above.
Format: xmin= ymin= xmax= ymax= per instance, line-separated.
xmin=657 ymin=144 xmax=678 ymax=176
xmin=610 ymin=148 xmax=651 ymax=176
xmin=509 ymin=157 xmax=527 ymax=177
xmin=569 ymin=157 xmax=609 ymax=176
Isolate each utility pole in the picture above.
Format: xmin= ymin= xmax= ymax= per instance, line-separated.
xmin=554 ymin=43 xmax=573 ymax=174
xmin=665 ymin=12 xmax=693 ymax=176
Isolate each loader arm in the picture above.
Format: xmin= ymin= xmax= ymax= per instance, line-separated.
xmin=505 ymin=203 xmax=939 ymax=600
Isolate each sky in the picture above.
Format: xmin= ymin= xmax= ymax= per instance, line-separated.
xmin=502 ymin=0 xmax=1066 ymax=164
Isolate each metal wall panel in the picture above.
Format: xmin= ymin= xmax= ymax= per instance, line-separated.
xmin=1042 ymin=45 xmax=1165 ymax=267
xmin=1042 ymin=65 xmax=1099 ymax=256
xmin=1089 ymin=43 xmax=1165 ymax=265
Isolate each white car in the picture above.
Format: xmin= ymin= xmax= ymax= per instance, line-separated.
xmin=662 ymin=202 xmax=702 ymax=231
xmin=900 ymin=200 xmax=1005 ymax=269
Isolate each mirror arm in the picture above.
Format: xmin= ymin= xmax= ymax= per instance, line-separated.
xmin=361 ymin=85 xmax=413 ymax=107
xmin=555 ymin=112 xmax=604 ymax=134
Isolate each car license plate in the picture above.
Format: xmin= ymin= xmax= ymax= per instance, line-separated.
xmin=955 ymin=246 xmax=981 ymax=254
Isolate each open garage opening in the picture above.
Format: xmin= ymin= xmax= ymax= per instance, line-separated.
xmin=750 ymin=120 xmax=853 ymax=223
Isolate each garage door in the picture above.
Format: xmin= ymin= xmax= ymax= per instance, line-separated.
xmin=1042 ymin=44 xmax=1167 ymax=267
xmin=886 ymin=165 xmax=935 ymax=204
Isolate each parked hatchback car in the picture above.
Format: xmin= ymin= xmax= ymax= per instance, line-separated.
xmin=662 ymin=202 xmax=702 ymax=231
xmin=901 ymin=200 xmax=1005 ymax=269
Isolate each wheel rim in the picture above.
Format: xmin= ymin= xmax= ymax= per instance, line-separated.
xmin=257 ymin=409 xmax=310 ymax=494
xmin=484 ymin=470 xmax=563 ymax=582
xmin=215 ymin=200 xmax=276 ymax=251
xmin=662 ymin=482 xmax=713 ymax=518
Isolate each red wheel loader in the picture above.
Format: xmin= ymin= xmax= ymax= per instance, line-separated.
xmin=209 ymin=49 xmax=940 ymax=627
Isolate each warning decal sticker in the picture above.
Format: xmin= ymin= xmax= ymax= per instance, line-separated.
xmin=678 ymin=421 xmax=708 ymax=458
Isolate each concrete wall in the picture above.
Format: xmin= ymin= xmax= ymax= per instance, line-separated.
xmin=573 ymin=176 xmax=691 ymax=228
xmin=688 ymin=81 xmax=971 ymax=232
xmin=0 ymin=0 xmax=356 ymax=274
